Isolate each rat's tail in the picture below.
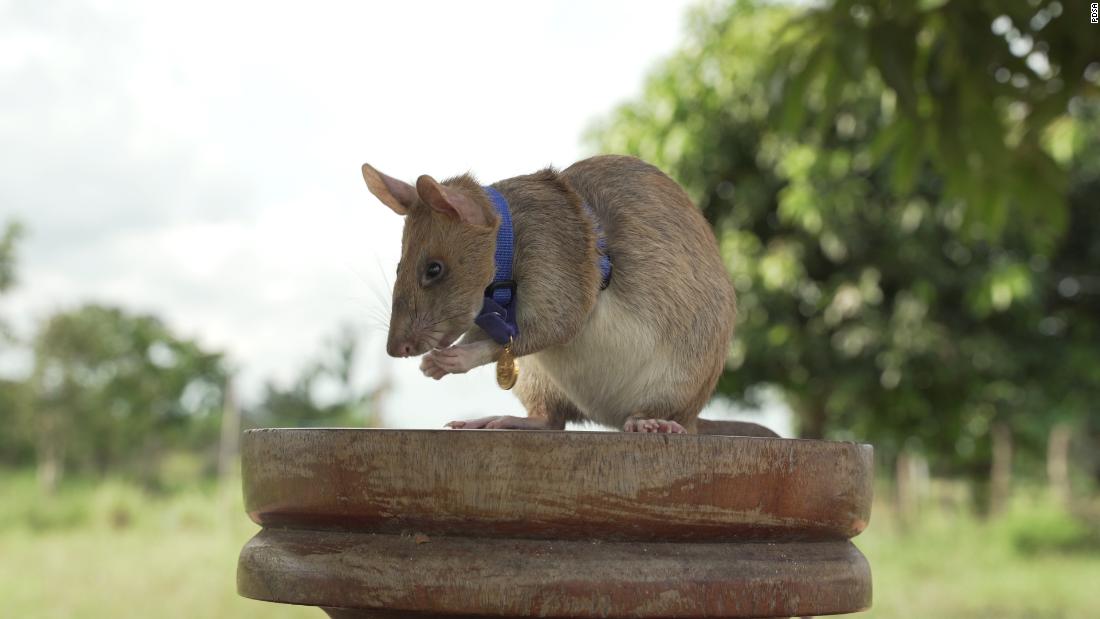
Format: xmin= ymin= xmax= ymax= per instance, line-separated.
xmin=696 ymin=418 xmax=780 ymax=438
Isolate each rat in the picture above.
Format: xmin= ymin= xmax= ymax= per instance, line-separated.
xmin=362 ymin=155 xmax=777 ymax=437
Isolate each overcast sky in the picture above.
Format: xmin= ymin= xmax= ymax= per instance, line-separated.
xmin=0 ymin=0 xmax=790 ymax=434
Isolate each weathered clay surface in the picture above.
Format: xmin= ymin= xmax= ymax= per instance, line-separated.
xmin=237 ymin=429 xmax=873 ymax=617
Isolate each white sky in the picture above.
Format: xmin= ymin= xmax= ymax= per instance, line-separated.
xmin=0 ymin=0 xmax=790 ymax=435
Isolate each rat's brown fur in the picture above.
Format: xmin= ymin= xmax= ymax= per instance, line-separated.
xmin=364 ymin=155 xmax=775 ymax=437
xmin=383 ymin=174 xmax=497 ymax=358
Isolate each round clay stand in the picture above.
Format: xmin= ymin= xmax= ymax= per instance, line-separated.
xmin=237 ymin=429 xmax=873 ymax=618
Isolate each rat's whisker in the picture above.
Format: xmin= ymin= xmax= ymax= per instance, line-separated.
xmin=359 ymin=303 xmax=391 ymax=328
xmin=424 ymin=311 xmax=470 ymax=329
xmin=364 ymin=286 xmax=392 ymax=318
xmin=364 ymin=317 xmax=390 ymax=333
xmin=373 ymin=255 xmax=394 ymax=293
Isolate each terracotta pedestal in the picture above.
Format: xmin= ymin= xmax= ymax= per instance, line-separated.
xmin=237 ymin=429 xmax=873 ymax=618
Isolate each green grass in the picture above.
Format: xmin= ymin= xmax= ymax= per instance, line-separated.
xmin=0 ymin=472 xmax=313 ymax=619
xmin=857 ymin=498 xmax=1100 ymax=619
xmin=2 ymin=471 xmax=1098 ymax=618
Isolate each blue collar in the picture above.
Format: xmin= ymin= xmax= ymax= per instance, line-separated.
xmin=474 ymin=186 xmax=612 ymax=346
xmin=474 ymin=187 xmax=518 ymax=345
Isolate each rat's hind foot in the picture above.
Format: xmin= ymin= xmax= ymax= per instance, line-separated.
xmin=623 ymin=418 xmax=686 ymax=434
xmin=445 ymin=415 xmax=553 ymax=430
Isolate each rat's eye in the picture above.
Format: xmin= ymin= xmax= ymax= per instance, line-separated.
xmin=422 ymin=260 xmax=445 ymax=285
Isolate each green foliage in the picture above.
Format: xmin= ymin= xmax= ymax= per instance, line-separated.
xmin=0 ymin=378 xmax=34 ymax=466
xmin=0 ymin=472 xmax=315 ymax=619
xmin=0 ymin=470 xmax=223 ymax=534
xmin=0 ymin=224 xmax=381 ymax=482
xmin=0 ymin=225 xmax=36 ymax=466
xmin=246 ymin=324 xmax=380 ymax=429
xmin=1 ymin=297 xmax=381 ymax=486
xmin=0 ymin=219 xmax=23 ymax=341
xmin=592 ymin=0 xmax=1100 ymax=475
xmin=26 ymin=304 xmax=228 ymax=484
xmin=0 ymin=473 xmax=89 ymax=532
xmin=770 ymin=0 xmax=1100 ymax=251
xmin=858 ymin=490 xmax=1100 ymax=618
xmin=0 ymin=220 xmax=21 ymax=291
xmin=997 ymin=500 xmax=1100 ymax=556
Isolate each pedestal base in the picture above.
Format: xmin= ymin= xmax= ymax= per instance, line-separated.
xmin=322 ymin=612 xmax=795 ymax=619
xmin=240 ymin=528 xmax=870 ymax=618
xmin=237 ymin=429 xmax=874 ymax=618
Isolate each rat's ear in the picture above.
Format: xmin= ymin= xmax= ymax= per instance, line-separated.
xmin=416 ymin=175 xmax=489 ymax=227
xmin=361 ymin=163 xmax=417 ymax=215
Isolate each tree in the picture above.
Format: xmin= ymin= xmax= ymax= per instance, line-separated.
xmin=592 ymin=0 xmax=1100 ymax=480
xmin=29 ymin=304 xmax=227 ymax=489
xmin=246 ymin=324 xmax=381 ymax=429
xmin=0 ymin=220 xmax=23 ymax=342
xmin=770 ymin=0 xmax=1100 ymax=252
xmin=0 ymin=221 xmax=20 ymax=291
xmin=0 ymin=221 xmax=31 ymax=466
xmin=0 ymin=376 xmax=33 ymax=467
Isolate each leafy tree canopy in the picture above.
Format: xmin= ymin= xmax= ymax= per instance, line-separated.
xmin=770 ymin=0 xmax=1100 ymax=253
xmin=593 ymin=0 xmax=1100 ymax=475
xmin=28 ymin=304 xmax=227 ymax=482
xmin=0 ymin=220 xmax=24 ymax=342
xmin=246 ymin=324 xmax=381 ymax=429
xmin=0 ymin=221 xmax=21 ymax=294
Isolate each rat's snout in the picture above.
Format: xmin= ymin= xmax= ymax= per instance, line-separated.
xmin=386 ymin=297 xmax=419 ymax=358
xmin=386 ymin=332 xmax=417 ymax=358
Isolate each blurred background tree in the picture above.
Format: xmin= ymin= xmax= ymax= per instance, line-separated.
xmin=593 ymin=0 xmax=1100 ymax=495
xmin=28 ymin=304 xmax=228 ymax=491
xmin=245 ymin=324 xmax=382 ymax=429
xmin=772 ymin=0 xmax=1099 ymax=251
xmin=0 ymin=220 xmax=32 ymax=470
xmin=1 ymin=299 xmax=383 ymax=492
xmin=0 ymin=220 xmax=23 ymax=342
xmin=0 ymin=221 xmax=383 ymax=492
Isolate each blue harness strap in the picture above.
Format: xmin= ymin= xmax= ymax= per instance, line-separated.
xmin=484 ymin=187 xmax=515 ymax=306
xmin=585 ymin=203 xmax=613 ymax=290
xmin=474 ymin=186 xmax=612 ymax=346
xmin=474 ymin=187 xmax=518 ymax=345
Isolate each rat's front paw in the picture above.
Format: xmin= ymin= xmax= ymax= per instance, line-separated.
xmin=419 ymin=352 xmax=449 ymax=380
xmin=419 ymin=341 xmax=497 ymax=380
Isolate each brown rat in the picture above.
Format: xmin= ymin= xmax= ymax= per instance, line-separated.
xmin=362 ymin=155 xmax=777 ymax=437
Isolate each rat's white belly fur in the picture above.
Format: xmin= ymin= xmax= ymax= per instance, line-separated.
xmin=527 ymin=290 xmax=686 ymax=427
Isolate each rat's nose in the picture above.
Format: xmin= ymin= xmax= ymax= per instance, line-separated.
xmin=386 ymin=339 xmax=415 ymax=358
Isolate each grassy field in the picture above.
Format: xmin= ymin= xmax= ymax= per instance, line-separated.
xmin=2 ymin=472 xmax=1098 ymax=619
xmin=856 ymin=497 xmax=1100 ymax=619
xmin=0 ymin=474 xmax=314 ymax=619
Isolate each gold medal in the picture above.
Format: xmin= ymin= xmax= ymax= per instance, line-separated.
xmin=496 ymin=338 xmax=519 ymax=390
